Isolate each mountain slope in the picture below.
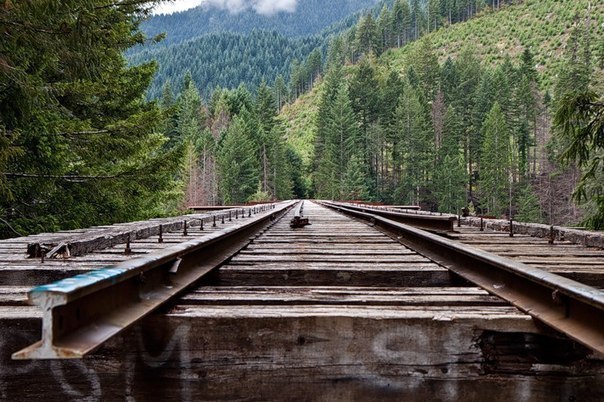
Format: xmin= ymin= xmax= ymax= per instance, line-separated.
xmin=281 ymin=0 xmax=604 ymax=173
xmin=384 ymin=0 xmax=604 ymax=89
xmin=142 ymin=0 xmax=380 ymax=47
xmin=131 ymin=30 xmax=322 ymax=98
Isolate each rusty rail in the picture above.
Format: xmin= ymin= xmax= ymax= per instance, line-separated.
xmin=321 ymin=201 xmax=604 ymax=355
xmin=328 ymin=201 xmax=456 ymax=233
xmin=13 ymin=202 xmax=294 ymax=360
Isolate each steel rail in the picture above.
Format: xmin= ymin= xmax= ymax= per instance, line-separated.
xmin=328 ymin=201 xmax=457 ymax=232
xmin=13 ymin=201 xmax=294 ymax=360
xmin=321 ymin=201 xmax=604 ymax=355
xmin=347 ymin=203 xmax=421 ymax=210
xmin=290 ymin=200 xmax=310 ymax=228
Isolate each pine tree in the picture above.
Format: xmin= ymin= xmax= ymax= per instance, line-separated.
xmin=427 ymin=0 xmax=441 ymax=32
xmin=255 ymin=81 xmax=277 ymax=194
xmin=453 ymin=48 xmax=481 ymax=201
xmin=314 ymin=82 xmax=359 ymax=199
xmin=380 ymin=71 xmax=405 ymax=198
xmin=273 ymin=75 xmax=288 ymax=111
xmin=391 ymin=0 xmax=411 ymax=47
xmin=349 ymin=56 xmax=381 ymax=175
xmin=313 ymin=64 xmax=344 ymax=196
xmin=411 ymin=37 xmax=440 ymax=101
xmin=286 ymin=147 xmax=307 ymax=198
xmin=440 ymin=57 xmax=459 ymax=105
xmin=0 ymin=0 xmax=180 ymax=237
xmin=554 ymin=16 xmax=592 ymax=100
xmin=217 ymin=115 xmax=260 ymax=204
xmin=479 ymin=102 xmax=512 ymax=216
xmin=433 ymin=106 xmax=466 ymax=213
xmin=515 ymin=183 xmax=542 ymax=223
xmin=342 ymin=154 xmax=370 ymax=201
xmin=377 ymin=5 xmax=392 ymax=55
xmin=393 ymin=88 xmax=432 ymax=205
xmin=332 ymin=83 xmax=360 ymax=176
xmin=355 ymin=13 xmax=380 ymax=57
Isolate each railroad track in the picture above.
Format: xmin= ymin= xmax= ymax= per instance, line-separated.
xmin=0 ymin=201 xmax=603 ymax=400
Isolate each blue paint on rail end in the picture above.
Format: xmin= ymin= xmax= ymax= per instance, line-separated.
xmin=31 ymin=267 xmax=128 ymax=294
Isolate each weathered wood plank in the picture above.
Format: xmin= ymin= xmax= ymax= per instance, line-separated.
xmin=212 ymin=265 xmax=456 ymax=287
xmin=238 ymin=249 xmax=416 ymax=256
xmin=1 ymin=306 xmax=601 ymax=401
xmin=180 ymin=286 xmax=505 ymax=306
xmin=230 ymin=254 xmax=431 ymax=263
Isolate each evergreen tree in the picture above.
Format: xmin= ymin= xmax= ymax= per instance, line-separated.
xmin=440 ymin=57 xmax=459 ymax=105
xmin=160 ymin=81 xmax=179 ymax=145
xmin=273 ymin=75 xmax=288 ymax=111
xmin=326 ymin=36 xmax=346 ymax=68
xmin=377 ymin=5 xmax=392 ymax=55
xmin=286 ymin=147 xmax=307 ymax=198
xmin=515 ymin=183 xmax=542 ymax=223
xmin=479 ymin=102 xmax=512 ymax=216
xmin=313 ymin=64 xmax=345 ymax=195
xmin=453 ymin=48 xmax=481 ymax=199
xmin=380 ymin=71 xmax=405 ymax=198
xmin=433 ymin=106 xmax=466 ymax=213
xmin=306 ymin=49 xmax=323 ymax=88
xmin=342 ymin=154 xmax=370 ymax=201
xmin=266 ymin=124 xmax=293 ymax=200
xmin=393 ymin=88 xmax=432 ymax=205
xmin=0 ymin=0 xmax=179 ymax=237
xmin=177 ymin=75 xmax=204 ymax=142
xmin=411 ymin=37 xmax=440 ymax=101
xmin=349 ymin=56 xmax=381 ymax=174
xmin=256 ymin=81 xmax=277 ymax=194
xmin=314 ymin=82 xmax=358 ymax=199
xmin=355 ymin=13 xmax=380 ymax=57
xmin=217 ymin=115 xmax=260 ymax=204
xmin=428 ymin=0 xmax=442 ymax=32
xmin=554 ymin=16 xmax=592 ymax=100
xmin=391 ymin=0 xmax=411 ymax=47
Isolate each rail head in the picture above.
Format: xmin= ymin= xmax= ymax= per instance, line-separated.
xmin=320 ymin=201 xmax=604 ymax=355
xmin=13 ymin=201 xmax=294 ymax=360
xmin=325 ymin=201 xmax=457 ymax=232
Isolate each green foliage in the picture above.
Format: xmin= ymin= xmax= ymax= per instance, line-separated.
xmin=131 ymin=30 xmax=322 ymax=99
xmin=0 ymin=0 xmax=183 ymax=238
xmin=479 ymin=102 xmax=512 ymax=216
xmin=217 ymin=115 xmax=260 ymax=204
xmin=342 ymin=154 xmax=371 ymax=200
xmin=313 ymin=78 xmax=360 ymax=200
xmin=393 ymin=87 xmax=432 ymax=205
xmin=555 ymin=91 xmax=604 ymax=227
xmin=433 ymin=107 xmax=466 ymax=213
xmin=515 ymin=183 xmax=542 ymax=223
xmin=140 ymin=0 xmax=379 ymax=46
xmin=386 ymin=0 xmax=604 ymax=91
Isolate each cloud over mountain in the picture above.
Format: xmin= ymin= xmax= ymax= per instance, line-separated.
xmin=206 ymin=0 xmax=298 ymax=16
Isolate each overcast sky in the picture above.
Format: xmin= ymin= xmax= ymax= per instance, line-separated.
xmin=153 ymin=0 xmax=299 ymax=16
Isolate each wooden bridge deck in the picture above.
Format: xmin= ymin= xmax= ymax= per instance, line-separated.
xmin=0 ymin=202 xmax=603 ymax=400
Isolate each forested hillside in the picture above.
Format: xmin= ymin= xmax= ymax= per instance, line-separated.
xmin=142 ymin=0 xmax=380 ymax=46
xmin=2 ymin=0 xmax=604 ymax=239
xmin=131 ymin=30 xmax=322 ymax=99
xmin=131 ymin=0 xmax=391 ymax=99
xmin=281 ymin=0 xmax=604 ymax=226
xmin=384 ymin=0 xmax=604 ymax=89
